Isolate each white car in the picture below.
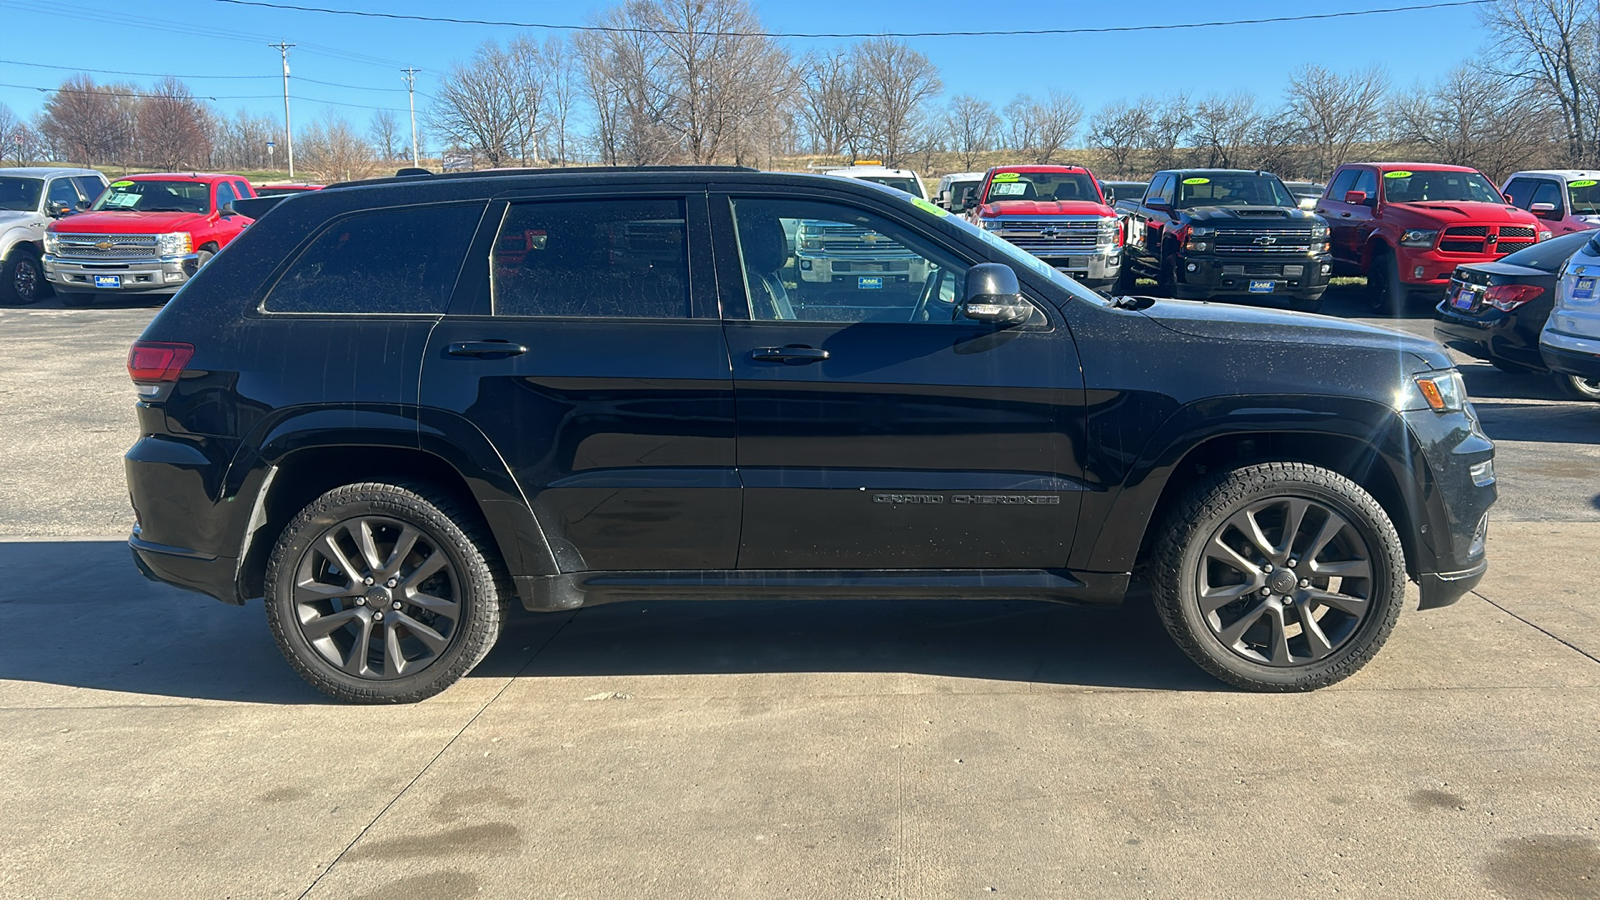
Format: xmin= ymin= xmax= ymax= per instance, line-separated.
xmin=820 ymin=163 xmax=928 ymax=201
xmin=1538 ymin=231 xmax=1600 ymax=400
xmin=935 ymin=171 xmax=984 ymax=210
xmin=0 ymin=167 xmax=108 ymax=305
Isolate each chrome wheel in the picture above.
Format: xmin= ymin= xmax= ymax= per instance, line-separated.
xmin=13 ymin=255 xmax=39 ymax=302
xmin=1557 ymin=374 xmax=1600 ymax=402
xmin=1196 ymin=496 xmax=1374 ymax=667
xmin=292 ymin=515 xmax=462 ymax=680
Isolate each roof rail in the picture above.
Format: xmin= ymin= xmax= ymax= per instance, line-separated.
xmin=332 ymin=164 xmax=759 ymax=190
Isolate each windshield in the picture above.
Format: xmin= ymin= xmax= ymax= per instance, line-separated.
xmin=1569 ymin=178 xmax=1599 ymax=216
xmin=1380 ymin=170 xmax=1502 ymax=204
xmin=856 ymin=175 xmax=923 ymax=198
xmin=984 ymin=172 xmax=1100 ymax=204
xmin=0 ymin=177 xmax=44 ymax=212
xmin=92 ymin=180 xmax=211 ymax=213
xmin=1499 ymin=229 xmax=1597 ymax=272
xmin=1175 ymin=174 xmax=1296 ymax=209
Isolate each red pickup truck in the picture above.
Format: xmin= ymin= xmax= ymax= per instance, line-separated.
xmin=43 ymin=173 xmax=255 ymax=305
xmin=962 ymin=164 xmax=1123 ymax=290
xmin=1317 ymin=163 xmax=1549 ymax=311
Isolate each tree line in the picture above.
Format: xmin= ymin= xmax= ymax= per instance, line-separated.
xmin=1 ymin=0 xmax=1593 ymax=182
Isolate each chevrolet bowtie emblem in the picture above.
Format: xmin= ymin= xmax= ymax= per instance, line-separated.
xmin=1254 ymin=235 xmax=1277 ymax=246
xmin=94 ymin=240 xmax=114 ymax=251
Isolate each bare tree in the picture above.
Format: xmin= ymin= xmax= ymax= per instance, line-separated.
xmin=1086 ymin=99 xmax=1153 ymax=177
xmin=298 ymin=114 xmax=381 ymax=182
xmin=1031 ymin=90 xmax=1083 ymax=164
xmin=430 ymin=41 xmax=521 ymax=166
xmin=0 ymin=103 xmax=22 ymax=165
xmin=1285 ymin=64 xmax=1391 ymax=178
xmin=1480 ymin=0 xmax=1599 ymax=165
xmin=1389 ymin=66 xmax=1555 ymax=179
xmin=797 ymin=49 xmax=864 ymax=156
xmin=136 ymin=77 xmax=211 ymax=171
xmin=212 ymin=109 xmax=281 ymax=171
xmin=1003 ymin=94 xmax=1039 ymax=159
xmin=1191 ymin=93 xmax=1262 ymax=169
xmin=544 ymin=35 xmax=580 ymax=164
xmin=40 ymin=76 xmax=122 ymax=166
xmin=944 ymin=95 xmax=1000 ymax=170
xmin=1141 ymin=94 xmax=1195 ymax=170
xmin=574 ymin=6 xmax=676 ymax=165
xmin=849 ymin=37 xmax=941 ymax=166
xmin=368 ymin=109 xmax=400 ymax=161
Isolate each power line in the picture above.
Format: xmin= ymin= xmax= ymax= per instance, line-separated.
xmin=205 ymin=0 xmax=1493 ymax=38
xmin=0 ymin=59 xmax=409 ymax=91
xmin=0 ymin=80 xmax=410 ymax=113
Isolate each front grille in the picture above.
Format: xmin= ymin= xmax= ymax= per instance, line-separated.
xmin=1213 ymin=227 xmax=1315 ymax=255
xmin=1437 ymin=224 xmax=1535 ymax=256
xmin=53 ymin=233 xmax=160 ymax=259
xmin=1440 ymin=240 xmax=1483 ymax=254
xmin=1445 ymin=226 xmax=1489 ymax=237
xmin=804 ymin=224 xmax=919 ymax=259
xmin=1499 ymin=226 xmax=1535 ymax=239
xmin=993 ymin=218 xmax=1102 ymax=254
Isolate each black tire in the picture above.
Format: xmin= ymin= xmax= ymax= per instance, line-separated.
xmin=1150 ymin=462 xmax=1406 ymax=692
xmin=1154 ymin=253 xmax=1177 ymax=297
xmin=1366 ymin=247 xmax=1407 ymax=315
xmin=196 ymin=248 xmax=215 ymax=268
xmin=1113 ymin=260 xmax=1136 ymax=296
xmin=1289 ymin=291 xmax=1325 ymax=314
xmin=1553 ymin=372 xmax=1600 ymax=402
xmin=0 ymin=246 xmax=44 ymax=305
xmin=264 ymin=481 xmax=507 ymax=703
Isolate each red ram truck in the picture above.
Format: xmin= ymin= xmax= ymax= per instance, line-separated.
xmin=1317 ymin=162 xmax=1550 ymax=311
xmin=962 ymin=164 xmax=1123 ymax=290
xmin=43 ymin=173 xmax=256 ymax=305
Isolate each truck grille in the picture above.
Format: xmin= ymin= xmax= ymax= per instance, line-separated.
xmin=53 ymin=233 xmax=160 ymax=260
xmin=1440 ymin=225 xmax=1537 ymax=255
xmin=1212 ymin=228 xmax=1316 ymax=255
xmin=802 ymin=224 xmax=919 ymax=258
xmin=991 ymin=218 xmax=1102 ymax=255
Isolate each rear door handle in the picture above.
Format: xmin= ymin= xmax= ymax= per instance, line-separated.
xmin=447 ymin=340 xmax=527 ymax=358
xmin=751 ymin=345 xmax=829 ymax=364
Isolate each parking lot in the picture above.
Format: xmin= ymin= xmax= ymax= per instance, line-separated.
xmin=2 ymin=289 xmax=1598 ymax=898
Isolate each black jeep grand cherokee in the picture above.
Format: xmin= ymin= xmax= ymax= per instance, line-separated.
xmin=126 ymin=167 xmax=1494 ymax=702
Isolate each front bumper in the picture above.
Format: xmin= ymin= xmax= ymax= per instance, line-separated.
xmin=797 ymin=254 xmax=929 ymax=284
xmin=1539 ymin=328 xmax=1600 ymax=380
xmin=1028 ymin=249 xmax=1121 ymax=285
xmin=43 ymin=253 xmax=199 ymax=293
xmin=1175 ymin=253 xmax=1332 ymax=298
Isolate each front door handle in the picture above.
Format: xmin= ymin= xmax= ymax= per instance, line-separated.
xmin=752 ymin=345 xmax=829 ymax=364
xmin=447 ymin=340 xmax=527 ymax=358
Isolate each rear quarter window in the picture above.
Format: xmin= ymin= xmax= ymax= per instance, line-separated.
xmin=264 ymin=203 xmax=484 ymax=314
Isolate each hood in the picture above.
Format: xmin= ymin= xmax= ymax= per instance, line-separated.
xmin=1385 ymin=201 xmax=1537 ymax=225
xmin=49 ymin=209 xmax=210 ymax=234
xmin=981 ymin=199 xmax=1114 ymax=218
xmin=1183 ymin=205 xmax=1320 ymax=224
xmin=1136 ymin=297 xmax=1452 ymax=370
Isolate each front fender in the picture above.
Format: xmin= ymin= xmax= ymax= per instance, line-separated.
xmin=0 ymin=227 xmax=38 ymax=259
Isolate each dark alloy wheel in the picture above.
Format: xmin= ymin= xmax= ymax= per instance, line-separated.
xmin=265 ymin=481 xmax=505 ymax=703
xmin=1554 ymin=372 xmax=1600 ymax=402
xmin=1151 ymin=462 xmax=1405 ymax=691
xmin=0 ymin=248 xmax=43 ymax=305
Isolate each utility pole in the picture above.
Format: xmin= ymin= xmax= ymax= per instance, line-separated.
xmin=269 ymin=41 xmax=296 ymax=178
xmin=401 ymin=67 xmax=421 ymax=167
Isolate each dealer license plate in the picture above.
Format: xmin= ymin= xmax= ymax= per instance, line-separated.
xmin=93 ymin=275 xmax=122 ymax=289
xmin=1575 ymin=276 xmax=1597 ymax=301
xmin=857 ymin=276 xmax=883 ymax=290
xmin=1452 ymin=285 xmax=1478 ymax=310
xmin=1248 ymin=280 xmax=1275 ymax=294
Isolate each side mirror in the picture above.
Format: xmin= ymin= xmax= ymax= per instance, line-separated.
xmin=1503 ymin=192 xmax=1515 ymax=204
xmin=1144 ymin=196 xmax=1169 ymax=209
xmin=961 ymin=263 xmax=1031 ymax=325
xmin=46 ymin=200 xmax=71 ymax=218
xmin=961 ymin=196 xmax=978 ymax=211
xmin=1343 ymin=190 xmax=1368 ymax=206
xmin=1104 ymin=187 xmax=1116 ymax=203
xmin=1530 ymin=202 xmax=1559 ymax=219
xmin=218 ymin=202 xmax=236 ymax=217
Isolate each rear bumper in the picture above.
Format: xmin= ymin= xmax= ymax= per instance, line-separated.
xmin=1540 ymin=329 xmax=1600 ymax=379
xmin=130 ymin=528 xmax=241 ymax=605
xmin=1433 ymin=304 xmax=1546 ymax=369
xmin=43 ymin=253 xmax=198 ymax=293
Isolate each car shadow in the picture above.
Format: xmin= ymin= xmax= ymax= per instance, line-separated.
xmin=0 ymin=540 xmax=1221 ymax=704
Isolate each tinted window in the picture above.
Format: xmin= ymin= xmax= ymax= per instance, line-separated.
xmin=47 ymin=178 xmax=81 ymax=208
xmin=1353 ymin=169 xmax=1379 ymax=199
xmin=1151 ymin=174 xmax=1175 ymax=204
xmin=492 ymin=198 xmax=689 ymax=318
xmin=215 ymin=182 xmax=237 ymax=208
xmin=266 ymin=204 xmax=482 ymax=314
xmin=0 ymin=177 xmax=43 ymax=211
xmin=1531 ymin=180 xmax=1565 ymax=213
xmin=1497 ymin=229 xmax=1596 ymax=272
xmin=1174 ymin=173 xmax=1296 ymax=209
xmin=72 ymin=176 xmax=106 ymax=206
xmin=1502 ymin=178 xmax=1536 ymax=209
xmin=233 ymin=180 xmax=252 ymax=199
xmin=731 ymin=197 xmax=970 ymax=324
xmin=1327 ymin=169 xmax=1360 ymax=200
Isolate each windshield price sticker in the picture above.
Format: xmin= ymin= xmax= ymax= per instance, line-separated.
xmin=910 ymin=197 xmax=948 ymax=218
xmin=1571 ymin=180 xmax=1597 ymax=189
xmin=1385 ymin=171 xmax=1413 ymax=179
xmin=990 ymin=182 xmax=1028 ymax=197
xmin=110 ymin=180 xmax=135 ymax=188
xmin=992 ymin=173 xmax=1020 ymax=183
xmin=1182 ymin=177 xmax=1210 ymax=185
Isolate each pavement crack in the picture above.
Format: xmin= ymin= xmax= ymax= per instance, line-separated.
xmin=293 ymin=611 xmax=578 ymax=900
xmin=1472 ymin=589 xmax=1600 ymax=666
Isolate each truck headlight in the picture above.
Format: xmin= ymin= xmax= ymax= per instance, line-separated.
xmin=1190 ymin=226 xmax=1216 ymax=236
xmin=155 ymin=232 xmax=193 ymax=257
xmin=1310 ymin=224 xmax=1329 ymax=239
xmin=980 ymin=219 xmax=1005 ymax=231
xmin=1400 ymin=370 xmax=1467 ymax=412
xmin=43 ymin=232 xmax=59 ymax=255
xmin=1400 ymin=229 xmax=1439 ymax=248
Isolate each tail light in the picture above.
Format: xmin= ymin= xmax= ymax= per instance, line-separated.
xmin=1485 ymin=284 xmax=1545 ymax=311
xmin=127 ymin=340 xmax=194 ymax=398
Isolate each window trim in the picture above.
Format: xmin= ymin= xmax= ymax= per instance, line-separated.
xmin=254 ymin=200 xmax=490 ymax=318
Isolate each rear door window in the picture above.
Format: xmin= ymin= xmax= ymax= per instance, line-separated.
xmin=215 ymin=182 xmax=237 ymax=209
xmin=265 ymin=203 xmax=483 ymax=314
xmin=491 ymin=198 xmax=690 ymax=318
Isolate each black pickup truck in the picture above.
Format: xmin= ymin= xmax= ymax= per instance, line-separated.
xmin=1116 ymin=169 xmax=1333 ymax=312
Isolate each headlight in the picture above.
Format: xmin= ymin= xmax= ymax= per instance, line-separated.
xmin=1400 ymin=370 xmax=1468 ymax=412
xmin=155 ymin=232 xmax=193 ymax=257
xmin=1310 ymin=224 xmax=1329 ymax=239
xmin=980 ymin=219 xmax=1005 ymax=231
xmin=43 ymin=232 xmax=59 ymax=255
xmin=1400 ymin=228 xmax=1439 ymax=248
xmin=1190 ymin=226 xmax=1216 ymax=236
xmin=1537 ymin=230 xmax=1553 ymax=242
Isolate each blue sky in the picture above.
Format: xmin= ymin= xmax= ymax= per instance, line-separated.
xmin=1 ymin=0 xmax=1487 ymax=144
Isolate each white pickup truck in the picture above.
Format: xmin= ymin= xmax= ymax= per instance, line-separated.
xmin=819 ymin=163 xmax=929 ymax=200
xmin=0 ymin=167 xmax=108 ymax=304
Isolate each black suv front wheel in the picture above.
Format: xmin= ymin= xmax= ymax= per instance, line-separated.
xmin=1151 ymin=462 xmax=1405 ymax=691
xmin=264 ymin=481 xmax=506 ymax=703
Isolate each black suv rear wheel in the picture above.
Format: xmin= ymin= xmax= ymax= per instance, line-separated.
xmin=1151 ymin=462 xmax=1405 ymax=691
xmin=264 ymin=481 xmax=506 ymax=703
